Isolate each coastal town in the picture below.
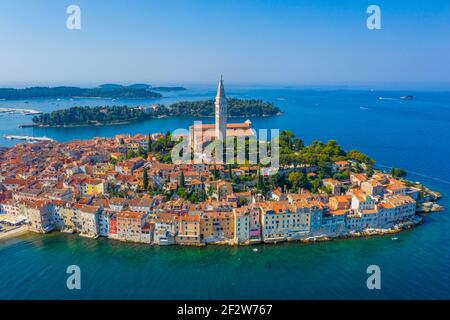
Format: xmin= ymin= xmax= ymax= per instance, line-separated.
xmin=0 ymin=79 xmax=442 ymax=245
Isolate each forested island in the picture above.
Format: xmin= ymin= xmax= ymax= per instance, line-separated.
xmin=0 ymin=83 xmax=186 ymax=100
xmin=169 ymin=99 xmax=281 ymax=117
xmin=30 ymin=99 xmax=281 ymax=127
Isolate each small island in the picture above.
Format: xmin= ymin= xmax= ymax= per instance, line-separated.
xmin=0 ymin=83 xmax=186 ymax=100
xmin=29 ymin=99 xmax=281 ymax=127
xmin=169 ymin=98 xmax=281 ymax=117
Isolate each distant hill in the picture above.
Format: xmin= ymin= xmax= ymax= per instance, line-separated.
xmin=0 ymin=85 xmax=162 ymax=100
xmin=0 ymin=83 xmax=186 ymax=100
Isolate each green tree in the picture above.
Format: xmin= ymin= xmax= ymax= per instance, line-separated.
xmin=178 ymin=171 xmax=186 ymax=189
xmin=347 ymin=150 xmax=375 ymax=165
xmin=143 ymin=169 xmax=149 ymax=190
xmin=177 ymin=187 xmax=187 ymax=199
xmin=288 ymin=171 xmax=301 ymax=191
xmin=257 ymin=168 xmax=264 ymax=191
xmin=310 ymin=179 xmax=321 ymax=193
xmin=391 ymin=167 xmax=407 ymax=178
xmin=137 ymin=146 xmax=147 ymax=158
xmin=212 ymin=165 xmax=219 ymax=179
xmin=127 ymin=150 xmax=137 ymax=159
xmin=147 ymin=134 xmax=152 ymax=152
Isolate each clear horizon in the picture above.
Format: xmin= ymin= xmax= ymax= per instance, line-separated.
xmin=2 ymin=80 xmax=450 ymax=92
xmin=1 ymin=0 xmax=450 ymax=86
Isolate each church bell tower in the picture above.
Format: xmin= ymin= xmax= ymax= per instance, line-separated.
xmin=215 ymin=75 xmax=227 ymax=142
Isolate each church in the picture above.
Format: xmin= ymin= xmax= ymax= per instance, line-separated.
xmin=188 ymin=77 xmax=256 ymax=154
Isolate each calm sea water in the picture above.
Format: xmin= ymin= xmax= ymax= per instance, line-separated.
xmin=0 ymin=85 xmax=449 ymax=299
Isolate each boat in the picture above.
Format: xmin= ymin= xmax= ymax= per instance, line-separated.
xmin=252 ymin=248 xmax=259 ymax=252
xmin=400 ymin=95 xmax=414 ymax=100
xmin=392 ymin=237 xmax=399 ymax=241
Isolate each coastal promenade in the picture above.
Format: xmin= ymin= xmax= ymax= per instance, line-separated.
xmin=0 ymin=225 xmax=28 ymax=241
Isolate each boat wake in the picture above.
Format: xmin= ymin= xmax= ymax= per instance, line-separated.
xmin=378 ymin=97 xmax=398 ymax=101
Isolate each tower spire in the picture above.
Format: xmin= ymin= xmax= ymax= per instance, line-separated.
xmin=215 ymin=75 xmax=228 ymax=143
xmin=216 ymin=75 xmax=225 ymax=98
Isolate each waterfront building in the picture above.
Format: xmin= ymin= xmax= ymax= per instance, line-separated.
xmin=175 ymin=215 xmax=201 ymax=245
xmin=233 ymin=206 xmax=261 ymax=244
xmin=200 ymin=211 xmax=234 ymax=243
xmin=378 ymin=195 xmax=416 ymax=225
xmin=153 ymin=213 xmax=177 ymax=245
xmin=108 ymin=213 xmax=118 ymax=239
xmin=61 ymin=206 xmax=76 ymax=233
xmin=259 ymin=201 xmax=311 ymax=242
xmin=74 ymin=204 xmax=100 ymax=238
xmin=359 ymin=209 xmax=380 ymax=229
xmin=49 ymin=200 xmax=68 ymax=230
xmin=321 ymin=210 xmax=346 ymax=235
xmin=290 ymin=199 xmax=321 ymax=238
xmin=98 ymin=209 xmax=114 ymax=237
xmin=116 ymin=211 xmax=147 ymax=243
xmin=233 ymin=207 xmax=250 ymax=244
xmin=141 ymin=221 xmax=154 ymax=244
xmin=307 ymin=201 xmax=326 ymax=236
xmin=19 ymin=200 xmax=53 ymax=233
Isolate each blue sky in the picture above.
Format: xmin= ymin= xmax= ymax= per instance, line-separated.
xmin=0 ymin=0 xmax=449 ymax=86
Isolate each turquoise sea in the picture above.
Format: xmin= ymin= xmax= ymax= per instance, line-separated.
xmin=0 ymin=85 xmax=449 ymax=299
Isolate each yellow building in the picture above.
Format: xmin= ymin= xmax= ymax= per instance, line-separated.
xmin=80 ymin=178 xmax=105 ymax=196
xmin=200 ymin=211 xmax=234 ymax=243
